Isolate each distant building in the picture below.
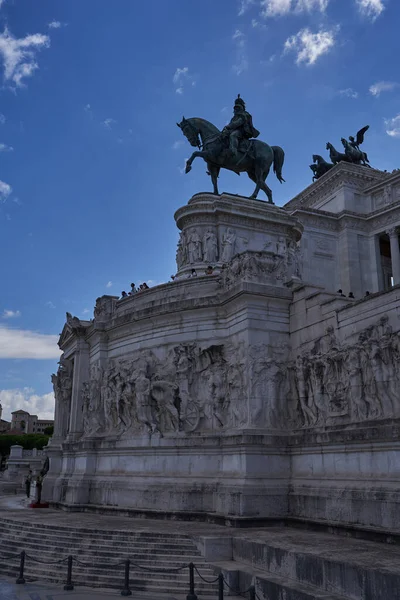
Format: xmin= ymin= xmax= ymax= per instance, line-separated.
xmin=0 ymin=419 xmax=10 ymax=433
xmin=0 ymin=404 xmax=10 ymax=433
xmin=9 ymin=409 xmax=54 ymax=434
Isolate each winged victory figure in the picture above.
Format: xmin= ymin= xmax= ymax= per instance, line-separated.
xmin=341 ymin=125 xmax=371 ymax=167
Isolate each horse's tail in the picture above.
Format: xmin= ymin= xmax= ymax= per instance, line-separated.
xmin=272 ymin=146 xmax=285 ymax=183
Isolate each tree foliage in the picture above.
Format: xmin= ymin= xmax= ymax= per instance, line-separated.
xmin=0 ymin=434 xmax=50 ymax=457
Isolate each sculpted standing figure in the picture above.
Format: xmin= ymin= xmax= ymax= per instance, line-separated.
xmin=346 ymin=348 xmax=367 ymax=421
xmin=176 ymin=232 xmax=186 ymax=269
xmin=221 ymin=228 xmax=236 ymax=263
xmin=134 ymin=370 xmax=157 ymax=433
xmin=221 ymin=95 xmax=260 ymax=161
xmin=202 ymin=229 xmax=218 ymax=264
xmin=52 ymin=356 xmax=73 ymax=439
xmin=187 ymin=229 xmax=202 ymax=264
xmin=369 ymin=340 xmax=393 ymax=417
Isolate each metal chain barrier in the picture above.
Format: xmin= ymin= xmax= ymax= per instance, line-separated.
xmin=73 ymin=556 xmax=126 ymax=569
xmin=25 ymin=553 xmax=69 ymax=565
xmin=9 ymin=546 xmax=263 ymax=600
xmin=193 ymin=564 xmax=220 ymax=584
xmin=128 ymin=558 xmax=189 ymax=573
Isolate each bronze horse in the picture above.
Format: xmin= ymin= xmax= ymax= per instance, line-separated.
xmin=177 ymin=116 xmax=285 ymax=204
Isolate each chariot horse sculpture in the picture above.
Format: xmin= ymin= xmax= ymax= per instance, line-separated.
xmin=177 ymin=95 xmax=285 ymax=204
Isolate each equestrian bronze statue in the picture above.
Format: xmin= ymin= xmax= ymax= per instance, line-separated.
xmin=177 ymin=95 xmax=285 ymax=204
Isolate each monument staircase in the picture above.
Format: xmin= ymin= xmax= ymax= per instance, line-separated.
xmin=212 ymin=527 xmax=400 ymax=600
xmin=0 ymin=515 xmax=217 ymax=596
xmin=1 ymin=508 xmax=400 ymax=598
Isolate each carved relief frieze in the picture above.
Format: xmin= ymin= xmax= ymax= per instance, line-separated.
xmin=80 ymin=342 xmax=253 ymax=437
xmin=292 ymin=316 xmax=400 ymax=428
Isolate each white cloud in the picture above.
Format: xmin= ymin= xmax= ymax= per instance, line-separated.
xmin=385 ymin=115 xmax=400 ymax=138
xmin=145 ymin=279 xmax=166 ymax=287
xmin=45 ymin=301 xmax=55 ymax=309
xmin=178 ymin=158 xmax=189 ymax=175
xmin=0 ymin=388 xmax=55 ymax=421
xmin=2 ymin=309 xmax=21 ymax=319
xmin=0 ymin=113 xmax=5 ymax=124
xmin=0 ymin=325 xmax=60 ymax=359
xmin=0 ymin=142 xmax=13 ymax=151
xmin=339 ymin=87 xmax=358 ymax=98
xmin=251 ymin=18 xmax=267 ymax=28
xmin=261 ymin=0 xmax=291 ymax=16
xmin=173 ymin=67 xmax=188 ymax=84
xmin=0 ymin=179 xmax=11 ymax=201
xmin=369 ymin=81 xmax=398 ymax=97
xmin=82 ymin=308 xmax=90 ymax=315
xmin=48 ymin=21 xmax=62 ymax=29
xmin=106 ymin=281 xmax=113 ymax=288
xmin=238 ymin=0 xmax=255 ymax=15
xmin=356 ymin=0 xmax=385 ymax=20
xmin=232 ymin=29 xmax=248 ymax=75
xmin=0 ymin=26 xmax=50 ymax=87
xmin=172 ymin=140 xmax=184 ymax=150
xmin=172 ymin=67 xmax=195 ymax=94
xmin=284 ymin=27 xmax=337 ymax=65
xmin=102 ymin=118 xmax=116 ymax=129
xmin=261 ymin=0 xmax=328 ymax=17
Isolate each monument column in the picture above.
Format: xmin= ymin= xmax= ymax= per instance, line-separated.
xmin=66 ymin=337 xmax=90 ymax=441
xmin=387 ymin=227 xmax=400 ymax=285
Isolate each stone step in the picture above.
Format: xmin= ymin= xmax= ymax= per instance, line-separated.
xmin=231 ymin=529 xmax=400 ymax=600
xmin=0 ymin=539 xmax=202 ymax=559
xmin=0 ymin=565 xmax=217 ymax=594
xmin=2 ymin=545 xmax=206 ymax=566
xmin=0 ymin=552 xmax=213 ymax=576
xmin=214 ymin=561 xmax=349 ymax=600
xmin=0 ymin=517 xmax=192 ymax=540
xmin=0 ymin=520 xmax=194 ymax=544
xmin=0 ymin=534 xmax=199 ymax=553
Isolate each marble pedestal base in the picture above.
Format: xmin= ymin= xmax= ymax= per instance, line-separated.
xmin=46 ymin=432 xmax=289 ymax=520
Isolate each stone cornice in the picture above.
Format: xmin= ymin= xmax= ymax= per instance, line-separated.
xmin=283 ymin=163 xmax=389 ymax=211
xmin=289 ymin=199 xmax=400 ymax=234
xmin=363 ymin=169 xmax=400 ymax=194
xmin=175 ymin=192 xmax=303 ymax=239
xmin=58 ymin=319 xmax=91 ymax=350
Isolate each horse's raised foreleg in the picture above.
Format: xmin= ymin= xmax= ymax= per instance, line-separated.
xmin=185 ymin=150 xmax=210 ymax=174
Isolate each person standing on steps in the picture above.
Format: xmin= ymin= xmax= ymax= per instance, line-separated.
xmin=35 ymin=472 xmax=43 ymax=504
xmin=24 ymin=470 xmax=32 ymax=499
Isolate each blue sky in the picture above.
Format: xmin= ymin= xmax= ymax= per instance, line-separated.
xmin=0 ymin=0 xmax=398 ymax=420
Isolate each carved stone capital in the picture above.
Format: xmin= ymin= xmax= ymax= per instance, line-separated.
xmin=386 ymin=226 xmax=399 ymax=238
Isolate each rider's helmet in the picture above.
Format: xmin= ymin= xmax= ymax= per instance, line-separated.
xmin=234 ymin=94 xmax=246 ymax=110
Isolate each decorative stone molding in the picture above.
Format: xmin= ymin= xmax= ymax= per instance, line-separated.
xmin=284 ymin=163 xmax=388 ymax=211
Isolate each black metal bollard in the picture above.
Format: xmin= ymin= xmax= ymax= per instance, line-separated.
xmin=16 ymin=550 xmax=26 ymax=584
xmin=186 ymin=562 xmax=198 ymax=600
xmin=121 ymin=559 xmax=132 ymax=596
xmin=249 ymin=585 xmax=256 ymax=600
xmin=218 ymin=573 xmax=224 ymax=600
xmin=64 ymin=555 xmax=74 ymax=591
